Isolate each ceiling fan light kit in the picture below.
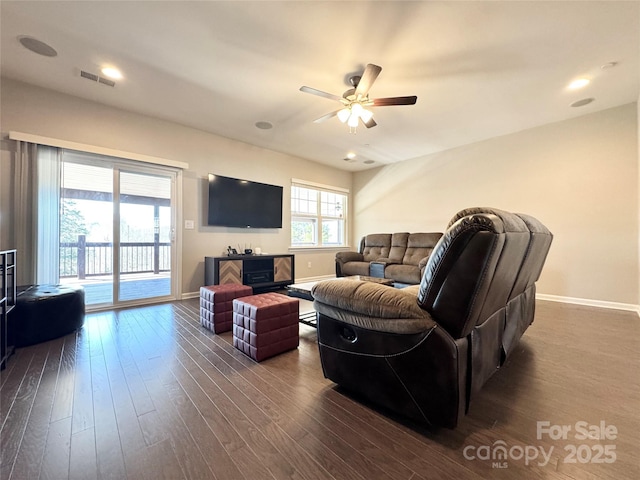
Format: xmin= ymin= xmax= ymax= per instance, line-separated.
xmin=337 ymin=108 xmax=350 ymax=123
xmin=300 ymin=63 xmax=417 ymax=133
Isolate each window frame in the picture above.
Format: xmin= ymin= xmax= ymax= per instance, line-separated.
xmin=290 ymin=179 xmax=349 ymax=249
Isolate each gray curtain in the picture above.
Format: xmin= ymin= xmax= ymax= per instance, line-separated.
xmin=12 ymin=141 xmax=60 ymax=285
xmin=13 ymin=141 xmax=37 ymax=285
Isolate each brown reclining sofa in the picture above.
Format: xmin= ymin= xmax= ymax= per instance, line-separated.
xmin=314 ymin=208 xmax=552 ymax=428
xmin=335 ymin=232 xmax=443 ymax=285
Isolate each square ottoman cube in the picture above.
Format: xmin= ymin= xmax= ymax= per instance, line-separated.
xmin=232 ymin=293 xmax=299 ymax=362
xmin=200 ymin=284 xmax=253 ymax=333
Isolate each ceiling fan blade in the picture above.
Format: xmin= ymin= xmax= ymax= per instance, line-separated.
xmin=363 ymin=117 xmax=377 ymax=128
xmin=354 ymin=64 xmax=382 ymax=98
xmin=300 ymin=86 xmax=344 ymax=102
xmin=372 ymin=96 xmax=418 ymax=106
xmin=313 ymin=110 xmax=340 ymax=123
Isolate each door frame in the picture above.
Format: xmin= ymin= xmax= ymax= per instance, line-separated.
xmin=61 ymin=150 xmax=182 ymax=311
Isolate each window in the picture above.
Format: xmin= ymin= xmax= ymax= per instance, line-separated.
xmin=291 ymin=181 xmax=348 ymax=247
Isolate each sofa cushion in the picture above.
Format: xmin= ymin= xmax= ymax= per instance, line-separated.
xmin=402 ymin=233 xmax=442 ymax=266
xmin=362 ymin=234 xmax=392 ymax=261
xmin=341 ymin=261 xmax=372 ymax=277
xmin=388 ymin=232 xmax=409 ymax=262
xmin=384 ymin=264 xmax=421 ymax=285
xmin=312 ymin=279 xmax=434 ymax=334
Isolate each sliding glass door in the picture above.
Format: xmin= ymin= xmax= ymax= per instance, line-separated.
xmin=117 ymin=170 xmax=173 ymax=302
xmin=60 ymin=161 xmax=115 ymax=305
xmin=59 ymin=151 xmax=177 ymax=309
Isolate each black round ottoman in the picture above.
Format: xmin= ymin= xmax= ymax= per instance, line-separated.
xmin=11 ymin=285 xmax=85 ymax=348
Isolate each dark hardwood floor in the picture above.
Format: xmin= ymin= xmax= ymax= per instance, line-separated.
xmin=1 ymin=299 xmax=638 ymax=480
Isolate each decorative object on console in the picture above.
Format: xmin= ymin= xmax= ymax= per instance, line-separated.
xmin=313 ymin=208 xmax=552 ymax=428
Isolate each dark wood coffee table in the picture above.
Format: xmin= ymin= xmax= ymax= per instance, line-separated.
xmin=286 ymin=275 xmax=395 ymax=327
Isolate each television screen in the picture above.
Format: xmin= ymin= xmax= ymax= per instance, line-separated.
xmin=207 ymin=174 xmax=283 ymax=228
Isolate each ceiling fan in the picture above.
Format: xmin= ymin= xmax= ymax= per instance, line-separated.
xmin=300 ymin=63 xmax=417 ymax=131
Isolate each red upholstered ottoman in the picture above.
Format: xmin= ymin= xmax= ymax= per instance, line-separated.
xmin=232 ymin=293 xmax=299 ymax=362
xmin=200 ymin=284 xmax=253 ymax=333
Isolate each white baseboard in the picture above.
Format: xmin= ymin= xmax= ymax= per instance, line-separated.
xmin=181 ymin=291 xmax=200 ymax=300
xmin=536 ymin=293 xmax=640 ymax=316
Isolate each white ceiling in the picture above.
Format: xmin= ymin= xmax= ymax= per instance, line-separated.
xmin=1 ymin=1 xmax=638 ymax=172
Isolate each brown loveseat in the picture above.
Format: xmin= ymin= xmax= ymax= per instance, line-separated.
xmin=335 ymin=232 xmax=443 ymax=285
xmin=314 ymin=208 xmax=552 ymax=428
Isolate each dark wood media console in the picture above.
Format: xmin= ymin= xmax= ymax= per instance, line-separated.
xmin=204 ymin=254 xmax=295 ymax=292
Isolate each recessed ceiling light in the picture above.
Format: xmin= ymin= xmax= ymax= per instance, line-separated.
xmin=570 ymin=98 xmax=595 ymax=108
xmin=101 ymin=67 xmax=123 ymax=79
xmin=568 ymin=78 xmax=590 ymax=90
xmin=346 ymin=152 xmax=356 ymax=159
xmin=363 ymin=160 xmax=375 ymax=165
xmin=18 ymin=35 xmax=57 ymax=57
xmin=601 ymin=61 xmax=618 ymax=70
xmin=255 ymin=121 xmax=273 ymax=130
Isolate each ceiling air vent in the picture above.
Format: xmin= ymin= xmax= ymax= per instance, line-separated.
xmin=98 ymin=76 xmax=116 ymax=87
xmin=79 ymin=70 xmax=116 ymax=87
xmin=80 ymin=70 xmax=99 ymax=82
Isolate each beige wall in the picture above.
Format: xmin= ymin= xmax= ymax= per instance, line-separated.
xmin=2 ymin=78 xmax=638 ymax=306
xmin=354 ymin=103 xmax=639 ymax=306
xmin=0 ymin=78 xmax=351 ymax=295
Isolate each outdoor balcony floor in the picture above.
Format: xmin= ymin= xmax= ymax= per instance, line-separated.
xmin=61 ymin=273 xmax=171 ymax=305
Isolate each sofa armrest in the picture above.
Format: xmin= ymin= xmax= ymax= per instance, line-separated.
xmin=370 ymin=258 xmax=401 ymax=278
xmin=335 ymin=251 xmax=365 ymax=276
xmin=336 ymin=251 xmax=364 ymax=263
xmin=417 ymin=257 xmax=431 ymax=280
xmin=312 ymin=279 xmax=436 ymax=334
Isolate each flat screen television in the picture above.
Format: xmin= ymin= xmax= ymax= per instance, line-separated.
xmin=207 ymin=173 xmax=283 ymax=228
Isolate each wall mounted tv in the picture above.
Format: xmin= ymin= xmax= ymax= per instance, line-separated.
xmin=207 ymin=173 xmax=283 ymax=228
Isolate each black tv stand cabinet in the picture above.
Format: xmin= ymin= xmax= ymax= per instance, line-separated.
xmin=1 ymin=250 xmax=16 ymax=370
xmin=204 ymin=254 xmax=294 ymax=292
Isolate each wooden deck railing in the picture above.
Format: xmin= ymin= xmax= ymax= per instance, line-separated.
xmin=60 ymin=235 xmax=170 ymax=279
